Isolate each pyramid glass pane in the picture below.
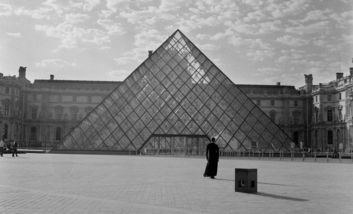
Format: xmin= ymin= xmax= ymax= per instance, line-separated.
xmin=55 ymin=30 xmax=292 ymax=153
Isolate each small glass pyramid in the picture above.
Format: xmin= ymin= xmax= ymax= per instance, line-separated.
xmin=54 ymin=30 xmax=291 ymax=154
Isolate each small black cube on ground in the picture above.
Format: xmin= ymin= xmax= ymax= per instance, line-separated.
xmin=235 ymin=168 xmax=257 ymax=193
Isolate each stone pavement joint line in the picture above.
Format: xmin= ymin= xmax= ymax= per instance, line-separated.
xmin=0 ymin=185 xmax=204 ymax=214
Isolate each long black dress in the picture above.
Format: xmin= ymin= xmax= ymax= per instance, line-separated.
xmin=203 ymin=142 xmax=219 ymax=178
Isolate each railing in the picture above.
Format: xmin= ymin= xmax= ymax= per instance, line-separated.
xmin=16 ymin=141 xmax=55 ymax=152
xmin=219 ymin=151 xmax=353 ymax=162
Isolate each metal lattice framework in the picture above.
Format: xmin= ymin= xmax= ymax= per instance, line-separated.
xmin=55 ymin=30 xmax=291 ymax=153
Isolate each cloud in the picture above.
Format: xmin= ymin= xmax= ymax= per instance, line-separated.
xmin=277 ymin=35 xmax=309 ymax=46
xmin=35 ymin=58 xmax=77 ymax=68
xmin=159 ymin=0 xmax=190 ymax=12
xmin=34 ymin=12 xmax=122 ymax=49
xmin=244 ymin=10 xmax=266 ymax=22
xmin=0 ymin=3 xmax=12 ymax=16
xmin=14 ymin=0 xmax=67 ymax=20
xmin=97 ymin=18 xmax=125 ymax=35
xmin=15 ymin=7 xmax=51 ymax=19
xmin=210 ymin=30 xmax=233 ymax=41
xmin=105 ymin=0 xmax=131 ymax=12
xmin=199 ymin=43 xmax=219 ymax=52
xmin=246 ymin=49 xmax=274 ymax=61
xmin=6 ymin=32 xmax=22 ymax=38
xmin=301 ymin=9 xmax=330 ymax=23
xmin=266 ymin=0 xmax=309 ymax=19
xmin=82 ymin=0 xmax=101 ymax=12
xmin=134 ymin=29 xmax=166 ymax=49
xmin=108 ymin=69 xmax=131 ymax=80
xmin=64 ymin=13 xmax=89 ymax=24
xmin=343 ymin=34 xmax=353 ymax=45
xmin=286 ymin=21 xmax=330 ymax=35
xmin=256 ymin=67 xmax=280 ymax=76
xmin=242 ymin=0 xmax=264 ymax=8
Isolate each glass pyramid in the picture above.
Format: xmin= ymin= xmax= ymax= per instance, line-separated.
xmin=55 ymin=30 xmax=291 ymax=154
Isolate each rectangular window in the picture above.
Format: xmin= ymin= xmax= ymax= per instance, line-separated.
xmin=62 ymin=95 xmax=73 ymax=102
xmin=4 ymin=102 xmax=9 ymax=116
xmin=30 ymin=127 xmax=37 ymax=141
xmin=338 ymin=93 xmax=341 ymax=100
xmin=49 ymin=95 xmax=59 ymax=102
xmin=294 ymin=100 xmax=298 ymax=107
xmin=31 ymin=106 xmax=37 ymax=119
xmin=77 ymin=96 xmax=88 ymax=103
xmin=27 ymin=94 xmax=34 ymax=101
xmin=91 ymin=96 xmax=102 ymax=103
xmin=55 ymin=127 xmax=62 ymax=141
xmin=270 ymin=100 xmax=275 ymax=106
xmin=327 ymin=109 xmax=333 ymax=121
xmin=327 ymin=94 xmax=331 ymax=101
xmin=36 ymin=94 xmax=42 ymax=101
xmin=327 ymin=130 xmax=333 ymax=144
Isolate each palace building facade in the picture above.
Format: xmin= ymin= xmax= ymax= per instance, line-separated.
xmin=0 ymin=31 xmax=352 ymax=153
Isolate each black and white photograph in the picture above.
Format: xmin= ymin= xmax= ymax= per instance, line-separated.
xmin=0 ymin=0 xmax=352 ymax=213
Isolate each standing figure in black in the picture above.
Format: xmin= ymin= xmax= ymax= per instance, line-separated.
xmin=203 ymin=137 xmax=219 ymax=179
xmin=11 ymin=139 xmax=18 ymax=157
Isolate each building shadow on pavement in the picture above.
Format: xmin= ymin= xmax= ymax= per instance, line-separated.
xmin=256 ymin=192 xmax=308 ymax=202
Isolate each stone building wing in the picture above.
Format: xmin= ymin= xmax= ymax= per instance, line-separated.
xmin=54 ymin=30 xmax=292 ymax=153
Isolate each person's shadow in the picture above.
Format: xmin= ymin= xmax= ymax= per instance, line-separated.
xmin=215 ymin=178 xmax=308 ymax=202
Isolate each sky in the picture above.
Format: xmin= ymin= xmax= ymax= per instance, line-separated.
xmin=0 ymin=0 xmax=352 ymax=87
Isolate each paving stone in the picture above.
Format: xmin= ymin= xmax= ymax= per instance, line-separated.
xmin=0 ymin=154 xmax=352 ymax=214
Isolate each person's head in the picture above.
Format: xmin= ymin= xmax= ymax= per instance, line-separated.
xmin=211 ymin=137 xmax=216 ymax=143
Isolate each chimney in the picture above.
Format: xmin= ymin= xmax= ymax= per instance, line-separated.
xmin=50 ymin=74 xmax=54 ymax=80
xmin=304 ymin=74 xmax=313 ymax=93
xmin=276 ymin=82 xmax=281 ymax=86
xmin=148 ymin=50 xmax=153 ymax=57
xmin=350 ymin=67 xmax=353 ymax=76
xmin=336 ymin=72 xmax=343 ymax=80
xmin=18 ymin=66 xmax=26 ymax=79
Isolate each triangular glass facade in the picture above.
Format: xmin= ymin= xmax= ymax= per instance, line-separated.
xmin=55 ymin=30 xmax=291 ymax=153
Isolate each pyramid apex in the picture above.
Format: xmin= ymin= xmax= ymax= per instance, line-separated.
xmin=172 ymin=29 xmax=184 ymax=36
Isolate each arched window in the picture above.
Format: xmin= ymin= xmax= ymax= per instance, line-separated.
xmin=327 ymin=108 xmax=333 ymax=121
xmin=327 ymin=130 xmax=333 ymax=145
xmin=30 ymin=127 xmax=37 ymax=141
xmin=55 ymin=127 xmax=62 ymax=141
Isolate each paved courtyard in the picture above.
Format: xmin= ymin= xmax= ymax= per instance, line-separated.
xmin=0 ymin=154 xmax=352 ymax=214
